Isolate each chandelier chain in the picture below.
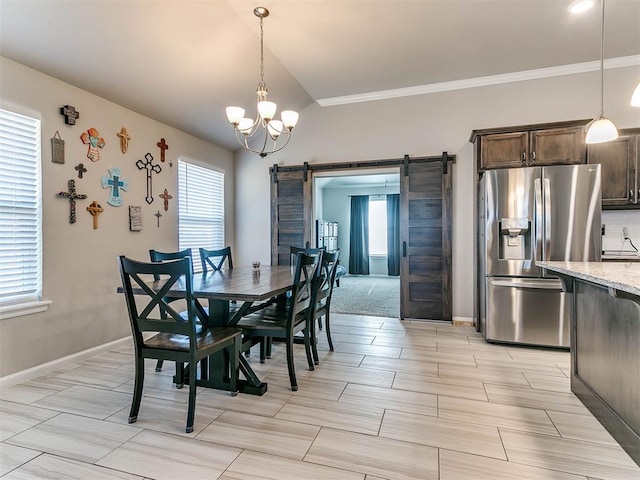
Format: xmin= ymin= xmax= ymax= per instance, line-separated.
xmin=260 ymin=16 xmax=265 ymax=86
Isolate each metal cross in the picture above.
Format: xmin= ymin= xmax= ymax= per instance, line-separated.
xmin=60 ymin=105 xmax=80 ymax=125
xmin=136 ymin=153 xmax=162 ymax=204
xmin=86 ymin=201 xmax=104 ymax=229
xmin=101 ymin=167 xmax=129 ymax=206
xmin=117 ymin=127 xmax=131 ymax=153
xmin=156 ymin=137 xmax=169 ymax=162
xmin=154 ymin=210 xmax=162 ymax=228
xmin=57 ymin=179 xmax=87 ymax=224
xmin=159 ymin=188 xmax=172 ymax=212
xmin=75 ymin=163 xmax=87 ymax=179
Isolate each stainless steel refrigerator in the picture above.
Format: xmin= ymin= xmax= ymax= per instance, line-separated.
xmin=478 ymin=164 xmax=601 ymax=347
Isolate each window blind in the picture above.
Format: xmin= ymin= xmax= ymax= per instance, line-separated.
xmin=0 ymin=109 xmax=42 ymax=305
xmin=178 ymin=160 xmax=224 ymax=272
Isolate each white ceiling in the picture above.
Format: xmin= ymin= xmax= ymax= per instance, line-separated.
xmin=1 ymin=0 xmax=639 ymax=152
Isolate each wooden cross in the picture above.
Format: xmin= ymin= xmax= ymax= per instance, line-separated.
xmin=156 ymin=138 xmax=169 ymax=162
xmin=154 ymin=210 xmax=162 ymax=228
xmin=80 ymin=128 xmax=106 ymax=162
xmin=86 ymin=201 xmax=104 ymax=229
xmin=159 ymin=188 xmax=172 ymax=211
xmin=136 ymin=153 xmax=162 ymax=204
xmin=57 ymin=179 xmax=87 ymax=224
xmin=60 ymin=105 xmax=80 ymax=125
xmin=75 ymin=163 xmax=87 ymax=179
xmin=117 ymin=127 xmax=131 ymax=153
xmin=101 ymin=167 xmax=129 ymax=206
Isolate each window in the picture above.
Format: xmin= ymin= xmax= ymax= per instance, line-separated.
xmin=0 ymin=108 xmax=46 ymax=317
xmin=368 ymin=197 xmax=388 ymax=255
xmin=178 ymin=159 xmax=224 ymax=272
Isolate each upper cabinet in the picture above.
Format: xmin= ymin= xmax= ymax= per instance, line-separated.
xmin=587 ymin=128 xmax=639 ymax=209
xmin=471 ymin=120 xmax=590 ymax=171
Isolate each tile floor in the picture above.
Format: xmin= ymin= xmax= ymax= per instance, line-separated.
xmin=1 ymin=313 xmax=639 ymax=479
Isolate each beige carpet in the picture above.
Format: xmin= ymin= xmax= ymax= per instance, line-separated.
xmin=331 ymin=274 xmax=400 ymax=318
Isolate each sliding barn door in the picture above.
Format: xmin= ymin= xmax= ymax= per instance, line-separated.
xmin=270 ymin=168 xmax=312 ymax=265
xmin=400 ymin=159 xmax=452 ymax=321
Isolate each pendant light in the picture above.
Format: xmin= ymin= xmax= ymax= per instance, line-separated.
xmin=631 ymin=82 xmax=640 ymax=107
xmin=585 ymin=0 xmax=618 ymax=144
xmin=226 ymin=7 xmax=299 ymax=158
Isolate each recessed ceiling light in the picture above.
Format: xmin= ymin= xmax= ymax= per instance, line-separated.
xmin=568 ymin=0 xmax=596 ymax=14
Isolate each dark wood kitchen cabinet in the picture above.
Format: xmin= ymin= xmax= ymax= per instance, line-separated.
xmin=587 ymin=128 xmax=640 ymax=208
xmin=471 ymin=120 xmax=590 ymax=171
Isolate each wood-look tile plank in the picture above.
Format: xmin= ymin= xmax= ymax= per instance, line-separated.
xmin=221 ymin=449 xmax=364 ymax=480
xmin=329 ymin=333 xmax=376 ymax=345
xmin=360 ymin=356 xmax=438 ymax=377
xmin=439 ymin=449 xmax=590 ymax=480
xmin=523 ymin=372 xmax=572 ymax=393
xmin=305 ymin=428 xmax=438 ymax=480
xmin=485 ymin=384 xmax=591 ymax=415
xmin=500 ymin=429 xmax=640 ymax=480
xmin=97 ymin=429 xmax=241 ymax=480
xmin=197 ymin=389 xmax=291 ymax=417
xmin=350 ymin=327 xmax=407 ymax=339
xmin=331 ymin=315 xmax=385 ymax=328
xmin=379 ymin=410 xmax=506 ymax=460
xmin=2 ymin=454 xmax=145 ymax=480
xmin=547 ymin=410 xmax=620 ymax=446
xmin=197 ymin=410 xmax=320 ymax=460
xmin=338 ymin=383 xmax=437 ymax=417
xmin=50 ymin=364 xmax=132 ymax=389
xmin=333 ymin=342 xmax=402 ymax=358
xmin=263 ymin=372 xmax=347 ymax=401
xmin=310 ymin=364 xmax=395 ymax=388
xmin=438 ymin=364 xmax=530 ymax=387
xmin=275 ymin=395 xmax=384 ymax=435
xmin=313 ymin=351 xmax=365 ymax=367
xmin=31 ymin=385 xmax=132 ymax=419
xmin=7 ymin=413 xmax=141 ymax=463
xmin=475 ymin=358 xmax=567 ymax=376
xmin=0 ymin=400 xmax=59 ymax=441
xmin=438 ymin=396 xmax=560 ymax=436
xmin=0 ymin=383 xmax=60 ymax=404
xmin=0 ymin=443 xmax=40 ymax=476
xmin=392 ymin=372 xmax=488 ymax=401
xmin=399 ymin=348 xmax=477 ymax=367
xmin=371 ymin=335 xmax=437 ymax=349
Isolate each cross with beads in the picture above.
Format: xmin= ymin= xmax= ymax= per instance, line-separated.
xmin=136 ymin=153 xmax=162 ymax=204
xmin=57 ymin=179 xmax=87 ymax=224
xmin=86 ymin=201 xmax=104 ymax=229
xmin=60 ymin=105 xmax=80 ymax=125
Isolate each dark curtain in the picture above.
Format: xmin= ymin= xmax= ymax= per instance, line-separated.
xmin=349 ymin=195 xmax=369 ymax=275
xmin=386 ymin=194 xmax=400 ymax=276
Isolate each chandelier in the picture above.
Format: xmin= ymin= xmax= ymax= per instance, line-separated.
xmin=226 ymin=7 xmax=299 ymax=158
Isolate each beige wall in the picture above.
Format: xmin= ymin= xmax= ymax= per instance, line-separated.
xmin=0 ymin=57 xmax=235 ymax=376
xmin=235 ymin=65 xmax=640 ymax=322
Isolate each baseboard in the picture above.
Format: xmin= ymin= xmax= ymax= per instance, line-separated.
xmin=0 ymin=336 xmax=132 ymax=389
xmin=452 ymin=316 xmax=475 ymax=326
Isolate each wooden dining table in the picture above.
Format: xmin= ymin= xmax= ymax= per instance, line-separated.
xmin=122 ymin=264 xmax=295 ymax=396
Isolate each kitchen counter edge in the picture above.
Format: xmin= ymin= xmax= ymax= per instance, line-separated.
xmin=537 ymin=261 xmax=640 ymax=297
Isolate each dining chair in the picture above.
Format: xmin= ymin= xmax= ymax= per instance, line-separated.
xmin=117 ymin=255 xmax=241 ymax=433
xmin=290 ymin=245 xmax=326 ymax=328
xmin=199 ymin=246 xmax=233 ymax=273
xmin=149 ymin=248 xmax=196 ymax=374
xmin=237 ymin=251 xmax=322 ymax=391
xmin=309 ymin=249 xmax=341 ymax=361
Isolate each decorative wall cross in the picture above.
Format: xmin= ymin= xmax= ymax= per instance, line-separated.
xmin=159 ymin=188 xmax=172 ymax=211
xmin=101 ymin=167 xmax=129 ymax=206
xmin=57 ymin=179 xmax=87 ymax=224
xmin=86 ymin=201 xmax=104 ymax=229
xmin=60 ymin=105 xmax=80 ymax=125
xmin=117 ymin=127 xmax=131 ymax=153
xmin=156 ymin=138 xmax=169 ymax=162
xmin=75 ymin=163 xmax=87 ymax=179
xmin=154 ymin=210 xmax=162 ymax=228
xmin=136 ymin=153 xmax=162 ymax=204
xmin=80 ymin=128 xmax=106 ymax=162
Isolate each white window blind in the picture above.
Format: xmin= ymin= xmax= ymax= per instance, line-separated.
xmin=178 ymin=160 xmax=224 ymax=272
xmin=369 ymin=197 xmax=388 ymax=255
xmin=0 ymin=108 xmax=42 ymax=306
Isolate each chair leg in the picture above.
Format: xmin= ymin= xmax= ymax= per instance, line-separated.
xmin=229 ymin=336 xmax=240 ymax=396
xmin=129 ymin=355 xmax=144 ymax=424
xmin=259 ymin=338 xmax=267 ymax=364
xmin=325 ymin=311 xmax=334 ymax=351
xmin=285 ymin=337 xmax=298 ymax=391
xmin=317 ymin=317 xmax=323 ymax=330
xmin=185 ymin=359 xmax=197 ymax=434
xmin=310 ymin=321 xmax=320 ymax=365
xmin=304 ymin=327 xmax=315 ymax=371
xmin=155 ymin=359 xmax=164 ymax=372
xmin=175 ymin=362 xmax=185 ymax=389
xmin=266 ymin=337 xmax=272 ymax=359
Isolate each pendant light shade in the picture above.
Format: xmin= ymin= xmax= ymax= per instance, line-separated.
xmin=631 ymin=82 xmax=640 ymax=107
xmin=585 ymin=0 xmax=618 ymax=145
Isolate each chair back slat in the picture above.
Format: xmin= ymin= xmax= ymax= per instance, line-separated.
xmin=290 ymin=251 xmax=322 ymax=320
xmin=290 ymin=245 xmax=325 ymax=267
xmin=149 ymin=249 xmax=193 ymax=280
xmin=315 ymin=249 xmax=340 ymax=306
xmin=199 ymin=246 xmax=233 ymax=273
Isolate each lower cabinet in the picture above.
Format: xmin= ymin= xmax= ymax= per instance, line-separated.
xmin=587 ymin=129 xmax=639 ymax=208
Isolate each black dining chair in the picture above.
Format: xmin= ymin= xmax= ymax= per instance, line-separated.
xmin=199 ymin=246 xmax=233 ymax=273
xmin=237 ymin=251 xmax=322 ymax=391
xmin=117 ymin=255 xmax=241 ymax=433
xmin=309 ymin=249 xmax=341 ymax=361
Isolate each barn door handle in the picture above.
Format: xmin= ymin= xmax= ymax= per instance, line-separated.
xmin=402 ymin=241 xmax=407 ymax=257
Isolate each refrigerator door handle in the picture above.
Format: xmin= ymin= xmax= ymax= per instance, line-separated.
xmin=534 ymin=177 xmax=543 ymax=262
xmin=544 ymin=177 xmax=551 ymax=261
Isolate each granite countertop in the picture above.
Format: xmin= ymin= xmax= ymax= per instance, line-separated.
xmin=537 ymin=261 xmax=640 ymax=297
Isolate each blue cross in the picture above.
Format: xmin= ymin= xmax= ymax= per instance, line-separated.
xmin=101 ymin=167 xmax=129 ymax=207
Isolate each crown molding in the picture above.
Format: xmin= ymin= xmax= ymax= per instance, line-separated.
xmin=316 ymin=55 xmax=640 ymax=107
